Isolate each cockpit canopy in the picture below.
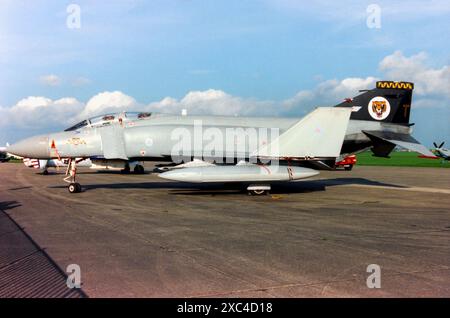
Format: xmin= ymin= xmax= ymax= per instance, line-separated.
xmin=65 ymin=112 xmax=153 ymax=131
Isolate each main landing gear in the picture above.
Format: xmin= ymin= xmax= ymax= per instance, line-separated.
xmin=134 ymin=164 xmax=145 ymax=174
xmin=121 ymin=163 xmax=131 ymax=174
xmin=64 ymin=158 xmax=82 ymax=193
xmin=247 ymin=184 xmax=271 ymax=196
xmin=121 ymin=163 xmax=145 ymax=174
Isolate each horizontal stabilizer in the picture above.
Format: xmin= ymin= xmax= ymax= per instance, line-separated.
xmin=256 ymin=107 xmax=352 ymax=159
xmin=363 ymin=130 xmax=434 ymax=157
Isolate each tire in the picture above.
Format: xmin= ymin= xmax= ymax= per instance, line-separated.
xmin=42 ymin=170 xmax=49 ymax=175
xmin=68 ymin=183 xmax=81 ymax=193
xmin=68 ymin=183 xmax=76 ymax=193
xmin=344 ymin=165 xmax=353 ymax=171
xmin=121 ymin=164 xmax=130 ymax=174
xmin=248 ymin=189 xmax=269 ymax=196
xmin=134 ymin=165 xmax=145 ymax=174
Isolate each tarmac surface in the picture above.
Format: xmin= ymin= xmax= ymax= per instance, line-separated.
xmin=0 ymin=207 xmax=85 ymax=298
xmin=0 ymin=162 xmax=449 ymax=297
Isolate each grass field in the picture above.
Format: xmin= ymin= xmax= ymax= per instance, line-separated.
xmin=356 ymin=151 xmax=449 ymax=168
xmin=4 ymin=158 xmax=22 ymax=163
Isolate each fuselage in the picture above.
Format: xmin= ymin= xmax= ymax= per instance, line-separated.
xmin=6 ymin=112 xmax=413 ymax=163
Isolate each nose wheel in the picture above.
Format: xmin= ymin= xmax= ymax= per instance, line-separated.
xmin=68 ymin=182 xmax=82 ymax=193
xmin=64 ymin=158 xmax=83 ymax=193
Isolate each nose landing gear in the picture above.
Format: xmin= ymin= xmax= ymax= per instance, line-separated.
xmin=64 ymin=158 xmax=82 ymax=193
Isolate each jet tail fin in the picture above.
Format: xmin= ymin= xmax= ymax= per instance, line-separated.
xmin=256 ymin=107 xmax=352 ymax=159
xmin=335 ymin=81 xmax=414 ymax=125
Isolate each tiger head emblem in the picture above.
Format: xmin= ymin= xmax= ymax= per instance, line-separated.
xmin=371 ymin=100 xmax=387 ymax=118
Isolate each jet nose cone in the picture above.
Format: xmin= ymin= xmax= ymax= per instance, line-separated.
xmin=7 ymin=135 xmax=50 ymax=159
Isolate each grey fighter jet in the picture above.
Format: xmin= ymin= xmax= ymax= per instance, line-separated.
xmin=7 ymin=81 xmax=432 ymax=195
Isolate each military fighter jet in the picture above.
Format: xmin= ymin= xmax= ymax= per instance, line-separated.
xmin=7 ymin=81 xmax=432 ymax=195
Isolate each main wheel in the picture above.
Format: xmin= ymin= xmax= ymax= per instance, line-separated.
xmin=42 ymin=170 xmax=49 ymax=175
xmin=248 ymin=189 xmax=269 ymax=196
xmin=121 ymin=164 xmax=131 ymax=174
xmin=68 ymin=183 xmax=81 ymax=193
xmin=344 ymin=165 xmax=353 ymax=171
xmin=134 ymin=165 xmax=145 ymax=174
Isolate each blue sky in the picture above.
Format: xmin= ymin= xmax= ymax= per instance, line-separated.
xmin=0 ymin=0 xmax=449 ymax=146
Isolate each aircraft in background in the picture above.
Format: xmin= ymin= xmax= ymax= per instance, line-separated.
xmin=7 ymin=81 xmax=433 ymax=195
xmin=0 ymin=144 xmax=10 ymax=162
xmin=0 ymin=143 xmax=22 ymax=162
xmin=432 ymin=142 xmax=449 ymax=161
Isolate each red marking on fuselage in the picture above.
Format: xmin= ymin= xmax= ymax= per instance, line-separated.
xmin=260 ymin=164 xmax=271 ymax=174
xmin=50 ymin=139 xmax=61 ymax=161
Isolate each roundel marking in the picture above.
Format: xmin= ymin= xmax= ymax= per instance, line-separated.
xmin=368 ymin=96 xmax=390 ymax=120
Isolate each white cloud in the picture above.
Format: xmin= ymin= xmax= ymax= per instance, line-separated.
xmin=39 ymin=74 xmax=61 ymax=86
xmin=148 ymin=89 xmax=274 ymax=116
xmin=281 ymin=77 xmax=378 ymax=113
xmin=379 ymin=51 xmax=450 ymax=98
xmin=317 ymin=77 xmax=378 ymax=97
xmin=0 ymin=96 xmax=83 ymax=128
xmin=14 ymin=96 xmax=52 ymax=110
xmin=78 ymin=91 xmax=139 ymax=119
xmin=283 ymin=51 xmax=449 ymax=112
